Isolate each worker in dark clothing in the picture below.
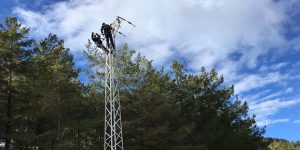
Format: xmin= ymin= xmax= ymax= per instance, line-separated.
xmin=91 ymin=32 xmax=108 ymax=53
xmin=101 ymin=23 xmax=115 ymax=49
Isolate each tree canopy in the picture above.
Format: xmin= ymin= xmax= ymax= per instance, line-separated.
xmin=0 ymin=17 xmax=273 ymax=150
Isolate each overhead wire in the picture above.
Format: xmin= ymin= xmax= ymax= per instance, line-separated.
xmin=115 ymin=18 xmax=201 ymax=144
xmin=134 ymin=25 xmax=165 ymax=43
xmin=1 ymin=14 xmax=202 ymax=144
xmin=117 ymin=19 xmax=202 ymax=144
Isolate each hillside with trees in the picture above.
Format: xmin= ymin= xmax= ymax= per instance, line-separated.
xmin=267 ymin=138 xmax=300 ymax=150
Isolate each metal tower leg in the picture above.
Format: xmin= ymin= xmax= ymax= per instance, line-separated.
xmin=104 ymin=49 xmax=124 ymax=150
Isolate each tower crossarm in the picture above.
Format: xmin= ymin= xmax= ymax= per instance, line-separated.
xmin=110 ymin=16 xmax=135 ymax=39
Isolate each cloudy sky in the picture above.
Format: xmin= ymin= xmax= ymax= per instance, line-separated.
xmin=1 ymin=0 xmax=300 ymax=141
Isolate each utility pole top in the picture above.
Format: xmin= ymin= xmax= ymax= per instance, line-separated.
xmin=103 ymin=16 xmax=134 ymax=150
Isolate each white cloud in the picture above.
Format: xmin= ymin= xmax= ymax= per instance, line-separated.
xmin=249 ymin=99 xmax=300 ymax=126
xmin=256 ymin=118 xmax=289 ymax=127
xmin=138 ymin=42 xmax=173 ymax=65
xmin=293 ymin=120 xmax=300 ymax=124
xmin=284 ymin=87 xmax=294 ymax=94
xmin=13 ymin=0 xmax=289 ymax=69
xmin=240 ymin=89 xmax=272 ymax=102
xmin=12 ymin=0 xmax=300 ymax=127
xmin=251 ymin=87 xmax=294 ymax=103
xmin=258 ymin=92 xmax=284 ymax=102
xmin=259 ymin=62 xmax=288 ymax=72
xmin=234 ymin=72 xmax=286 ymax=94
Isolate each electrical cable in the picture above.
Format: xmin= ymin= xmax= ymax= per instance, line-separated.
xmin=1 ymin=14 xmax=201 ymax=145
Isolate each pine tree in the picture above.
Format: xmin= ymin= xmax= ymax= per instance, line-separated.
xmin=0 ymin=16 xmax=270 ymax=149
xmin=30 ymin=33 xmax=83 ymax=149
xmin=170 ymin=61 xmax=267 ymax=150
xmin=84 ymin=44 xmax=268 ymax=149
xmin=0 ymin=17 xmax=33 ymax=150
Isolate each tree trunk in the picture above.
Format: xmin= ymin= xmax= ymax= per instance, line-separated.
xmin=5 ymin=71 xmax=12 ymax=150
xmin=77 ymin=129 xmax=80 ymax=148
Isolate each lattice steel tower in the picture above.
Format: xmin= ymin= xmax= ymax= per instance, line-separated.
xmin=103 ymin=16 xmax=135 ymax=150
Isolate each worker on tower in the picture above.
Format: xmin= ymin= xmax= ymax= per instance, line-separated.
xmin=91 ymin=32 xmax=108 ymax=53
xmin=101 ymin=23 xmax=115 ymax=49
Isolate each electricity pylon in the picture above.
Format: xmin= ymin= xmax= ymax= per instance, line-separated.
xmin=103 ymin=16 xmax=135 ymax=150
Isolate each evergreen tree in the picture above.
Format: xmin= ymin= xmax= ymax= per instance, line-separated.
xmin=0 ymin=16 xmax=273 ymax=150
xmin=170 ymin=61 xmax=267 ymax=149
xmin=0 ymin=17 xmax=33 ymax=150
xmin=269 ymin=140 xmax=300 ymax=150
xmin=29 ymin=33 xmax=83 ymax=149
xmin=84 ymin=44 xmax=269 ymax=150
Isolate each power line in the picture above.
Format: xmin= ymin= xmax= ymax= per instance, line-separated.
xmin=1 ymin=14 xmax=201 ymax=146
xmin=134 ymin=25 xmax=165 ymax=43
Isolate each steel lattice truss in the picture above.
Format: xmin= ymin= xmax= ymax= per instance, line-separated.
xmin=104 ymin=16 xmax=134 ymax=150
xmin=104 ymin=50 xmax=124 ymax=150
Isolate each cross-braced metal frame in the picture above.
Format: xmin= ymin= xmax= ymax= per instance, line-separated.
xmin=103 ymin=48 xmax=124 ymax=150
xmin=104 ymin=16 xmax=132 ymax=150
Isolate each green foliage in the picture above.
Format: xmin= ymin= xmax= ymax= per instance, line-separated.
xmin=268 ymin=139 xmax=300 ymax=150
xmin=28 ymin=33 xmax=85 ymax=149
xmin=84 ymin=43 xmax=268 ymax=150
xmin=0 ymin=17 xmax=273 ymax=149
xmin=0 ymin=17 xmax=33 ymax=149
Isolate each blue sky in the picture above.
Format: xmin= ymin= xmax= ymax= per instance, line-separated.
xmin=1 ymin=0 xmax=300 ymax=141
